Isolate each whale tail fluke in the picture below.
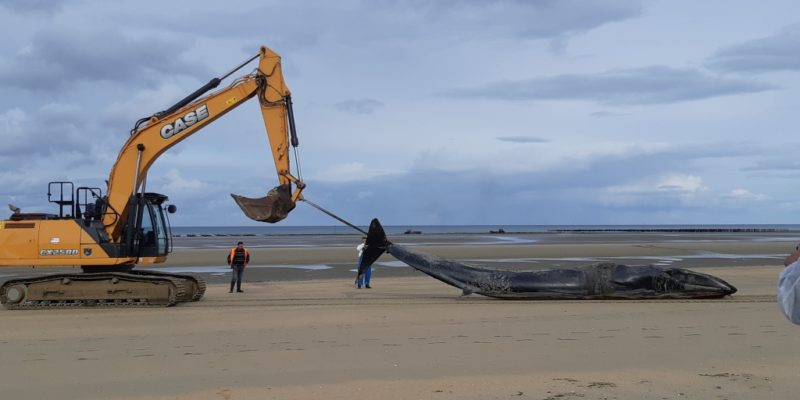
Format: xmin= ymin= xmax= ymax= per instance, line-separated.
xmin=359 ymin=218 xmax=390 ymax=276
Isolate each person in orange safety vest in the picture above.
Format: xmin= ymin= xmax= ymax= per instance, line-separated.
xmin=227 ymin=241 xmax=250 ymax=293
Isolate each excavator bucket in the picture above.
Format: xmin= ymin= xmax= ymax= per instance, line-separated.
xmin=231 ymin=184 xmax=296 ymax=223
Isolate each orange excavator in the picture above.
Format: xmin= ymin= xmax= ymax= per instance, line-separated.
xmin=0 ymin=46 xmax=306 ymax=309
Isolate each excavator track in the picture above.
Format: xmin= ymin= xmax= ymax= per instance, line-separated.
xmin=0 ymin=272 xmax=192 ymax=310
xmin=126 ymin=270 xmax=207 ymax=302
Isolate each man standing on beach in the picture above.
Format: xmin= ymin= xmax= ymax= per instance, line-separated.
xmin=227 ymin=241 xmax=250 ymax=293
xmin=779 ymin=245 xmax=800 ymax=324
xmin=356 ymin=237 xmax=372 ymax=289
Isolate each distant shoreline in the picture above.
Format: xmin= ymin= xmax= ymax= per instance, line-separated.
xmin=548 ymin=228 xmax=791 ymax=233
xmin=171 ymin=224 xmax=800 ymax=237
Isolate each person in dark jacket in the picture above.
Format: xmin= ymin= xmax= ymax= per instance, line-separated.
xmin=227 ymin=241 xmax=250 ymax=293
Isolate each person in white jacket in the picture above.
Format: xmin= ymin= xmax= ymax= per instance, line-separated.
xmin=778 ymin=245 xmax=800 ymax=324
xmin=356 ymin=237 xmax=372 ymax=289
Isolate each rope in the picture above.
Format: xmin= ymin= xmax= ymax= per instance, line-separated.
xmin=300 ymin=198 xmax=367 ymax=235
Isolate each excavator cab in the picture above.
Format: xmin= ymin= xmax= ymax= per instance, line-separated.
xmin=50 ymin=183 xmax=175 ymax=259
xmin=128 ymin=193 xmax=173 ymax=258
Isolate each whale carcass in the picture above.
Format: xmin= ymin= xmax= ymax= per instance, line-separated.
xmin=362 ymin=219 xmax=737 ymax=299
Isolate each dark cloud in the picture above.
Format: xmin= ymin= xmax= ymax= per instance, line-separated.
xmin=443 ymin=66 xmax=775 ymax=105
xmin=0 ymin=104 xmax=100 ymax=157
xmin=297 ymin=172 xmax=688 ymax=226
xmin=0 ymin=99 xmax=128 ymax=209
xmin=658 ymin=141 xmax=758 ymax=159
xmin=335 ymin=99 xmax=384 ymax=114
xmin=276 ymin=141 xmax=763 ymax=225
xmin=0 ymin=29 xmax=209 ymax=90
xmin=384 ymin=0 xmax=643 ymax=40
xmin=131 ymin=1 xmax=643 ymax=52
xmin=34 ymin=139 xmax=765 ymax=226
xmin=589 ymin=111 xmax=623 ymax=118
xmin=708 ymin=25 xmax=800 ymax=73
xmin=741 ymin=159 xmax=800 ymax=172
xmin=496 ymin=136 xmax=549 ymax=144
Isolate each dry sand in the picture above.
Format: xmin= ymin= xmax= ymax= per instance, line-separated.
xmin=1 ymin=256 xmax=798 ymax=400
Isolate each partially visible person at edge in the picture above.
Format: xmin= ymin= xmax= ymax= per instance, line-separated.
xmin=778 ymin=244 xmax=800 ymax=324
xmin=227 ymin=241 xmax=250 ymax=293
xmin=356 ymin=237 xmax=372 ymax=289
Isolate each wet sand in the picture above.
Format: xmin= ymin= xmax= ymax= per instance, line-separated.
xmin=159 ymin=233 xmax=795 ymax=284
xmin=2 ymin=231 xmax=796 ymax=283
xmin=1 ymin=234 xmax=798 ymax=399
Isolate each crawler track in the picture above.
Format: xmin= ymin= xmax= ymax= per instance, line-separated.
xmin=0 ymin=271 xmax=206 ymax=310
xmin=127 ymin=270 xmax=207 ymax=302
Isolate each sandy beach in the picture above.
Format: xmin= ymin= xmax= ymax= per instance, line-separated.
xmin=1 ymin=233 xmax=798 ymax=399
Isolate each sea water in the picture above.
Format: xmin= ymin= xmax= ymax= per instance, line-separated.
xmin=171 ymin=224 xmax=800 ymax=237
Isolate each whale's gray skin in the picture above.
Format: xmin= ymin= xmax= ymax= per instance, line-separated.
xmin=364 ymin=219 xmax=737 ymax=299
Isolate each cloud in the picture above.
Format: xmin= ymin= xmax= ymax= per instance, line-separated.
xmin=292 ymin=165 xmax=766 ymax=226
xmin=726 ymin=188 xmax=769 ymax=201
xmin=0 ymin=0 xmax=69 ymax=14
xmin=0 ymin=29 xmax=207 ymax=90
xmin=128 ymin=139 xmax=780 ymax=226
xmin=394 ymin=0 xmax=643 ymax=40
xmin=403 ymin=140 xmax=758 ymax=187
xmin=708 ymin=25 xmax=800 ymax=73
xmin=607 ymin=174 xmax=707 ymax=195
xmin=600 ymin=173 xmax=710 ymax=208
xmin=355 ymin=190 xmax=374 ymax=200
xmin=0 ymin=104 xmax=95 ymax=157
xmin=443 ymin=66 xmax=775 ymax=105
xmin=101 ymin=83 xmax=193 ymax=128
xmin=496 ymin=136 xmax=549 ymax=144
xmin=741 ymin=159 xmax=800 ymax=172
xmin=0 ymin=154 xmax=110 ymax=215
xmin=334 ymin=99 xmax=384 ymax=114
xmin=143 ymin=169 xmax=219 ymax=222
xmin=0 ymin=169 xmax=43 ymax=194
xmin=310 ymin=162 xmax=395 ymax=183
xmin=589 ymin=111 xmax=624 ymax=118
xmin=160 ymin=169 xmax=208 ymax=192
xmin=131 ymin=1 xmax=642 ymax=52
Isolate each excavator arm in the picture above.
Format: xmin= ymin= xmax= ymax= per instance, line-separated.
xmin=102 ymin=46 xmax=305 ymax=242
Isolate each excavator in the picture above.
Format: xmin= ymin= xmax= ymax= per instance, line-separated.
xmin=0 ymin=46 xmax=306 ymax=309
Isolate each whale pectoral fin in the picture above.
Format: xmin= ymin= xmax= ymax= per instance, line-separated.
xmin=461 ymin=288 xmax=474 ymax=296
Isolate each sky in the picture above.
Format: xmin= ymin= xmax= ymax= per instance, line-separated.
xmin=1 ymin=0 xmax=800 ymax=226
